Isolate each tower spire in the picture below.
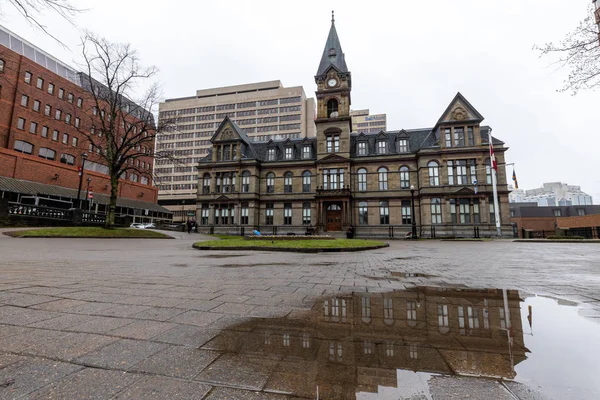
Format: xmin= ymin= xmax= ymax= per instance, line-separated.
xmin=316 ymin=12 xmax=349 ymax=77
xmin=331 ymin=10 xmax=334 ymax=24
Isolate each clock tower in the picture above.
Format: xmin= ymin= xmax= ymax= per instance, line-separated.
xmin=314 ymin=11 xmax=352 ymax=160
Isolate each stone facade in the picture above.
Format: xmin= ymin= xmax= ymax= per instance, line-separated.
xmin=194 ymin=18 xmax=511 ymax=238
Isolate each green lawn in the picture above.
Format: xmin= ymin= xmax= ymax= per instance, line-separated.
xmin=7 ymin=227 xmax=172 ymax=238
xmin=195 ymin=236 xmax=387 ymax=250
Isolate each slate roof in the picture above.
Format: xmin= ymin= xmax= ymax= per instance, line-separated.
xmin=0 ymin=176 xmax=170 ymax=212
xmin=316 ymin=17 xmax=349 ymax=76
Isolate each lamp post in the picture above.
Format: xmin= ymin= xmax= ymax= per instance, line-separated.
xmin=410 ymin=184 xmax=418 ymax=239
xmin=76 ymin=153 xmax=88 ymax=209
xmin=86 ymin=178 xmax=92 ymax=211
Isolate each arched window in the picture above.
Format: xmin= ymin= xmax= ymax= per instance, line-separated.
xmin=327 ymin=98 xmax=338 ymax=117
xmin=266 ymin=172 xmax=275 ymax=193
xmin=358 ymin=201 xmax=368 ymax=225
xmin=14 ymin=140 xmax=33 ymax=154
xmin=428 ymin=161 xmax=440 ymax=186
xmin=202 ymin=173 xmax=211 ymax=194
xmin=284 ymin=172 xmax=293 ymax=193
xmin=38 ymin=147 xmax=55 ymax=160
xmin=378 ymin=167 xmax=388 ymax=191
xmin=357 ymin=168 xmax=367 ymax=191
xmin=302 ymin=171 xmax=311 ymax=193
xmin=242 ymin=171 xmax=251 ymax=193
xmin=399 ymin=166 xmax=410 ymax=189
xmin=60 ymin=153 xmax=75 ymax=165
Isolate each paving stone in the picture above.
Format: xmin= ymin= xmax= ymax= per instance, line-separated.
xmin=212 ymin=294 xmax=252 ymax=303
xmin=195 ymin=353 xmax=278 ymax=391
xmin=130 ymin=307 xmax=186 ymax=322
xmin=203 ymin=387 xmax=291 ymax=400
xmin=176 ymin=299 xmax=223 ymax=311
xmin=74 ymin=339 xmax=167 ymax=370
xmin=168 ymin=310 xmax=224 ymax=327
xmin=112 ymin=375 xmax=212 ymax=399
xmin=97 ymin=304 xmax=152 ymax=318
xmin=107 ymin=320 xmax=177 ymax=340
xmin=0 ymin=292 xmax=57 ymax=307
xmin=152 ymin=325 xmax=219 ymax=347
xmin=30 ymin=298 xmax=90 ymax=311
xmin=0 ymin=306 xmax=61 ymax=326
xmin=131 ymin=347 xmax=219 ymax=379
xmin=210 ymin=302 xmax=256 ymax=315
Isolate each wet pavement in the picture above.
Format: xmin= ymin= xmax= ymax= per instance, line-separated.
xmin=0 ymin=230 xmax=599 ymax=399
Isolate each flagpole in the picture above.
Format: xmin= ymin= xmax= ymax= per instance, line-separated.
xmin=489 ymin=130 xmax=502 ymax=237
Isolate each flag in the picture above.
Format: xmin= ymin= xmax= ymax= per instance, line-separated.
xmin=488 ymin=132 xmax=497 ymax=171
xmin=512 ymin=169 xmax=519 ymax=189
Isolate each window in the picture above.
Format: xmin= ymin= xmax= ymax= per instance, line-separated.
xmin=33 ymin=100 xmax=40 ymax=112
xmin=74 ymin=117 xmax=80 ymax=128
xmin=0 ymin=59 xmax=4 ymax=72
xmin=267 ymin=148 xmax=276 ymax=161
xmin=377 ymin=140 xmax=387 ymax=154
xmin=47 ymin=83 xmax=54 ymax=94
xmin=17 ymin=117 xmax=25 ymax=130
xmin=357 ymin=141 xmax=367 ymax=155
xmin=285 ymin=147 xmax=293 ymax=160
xmin=397 ymin=139 xmax=409 ymax=153
xmin=302 ymin=145 xmax=311 ymax=159
xmin=24 ymin=72 xmax=32 ymax=84
xmin=21 ymin=94 xmax=29 ymax=107
xmin=52 ymin=130 xmax=58 ymax=141
xmin=284 ymin=203 xmax=292 ymax=225
xmin=65 ymin=114 xmax=71 ymax=124
xmin=72 ymin=137 xmax=78 ymax=147
xmin=77 ymin=98 xmax=83 ymax=108
xmin=38 ymin=147 xmax=55 ymax=160
xmin=553 ymin=209 xmax=562 ymax=217
xmin=283 ymin=172 xmax=292 ymax=193
xmin=383 ymin=297 xmax=393 ymax=323
xmin=67 ymin=93 xmax=74 ymax=103
xmin=265 ymin=203 xmax=274 ymax=225
xmin=14 ymin=140 xmax=33 ymax=154
xmin=485 ymin=158 xmax=492 ymax=184
xmin=361 ymin=296 xmax=371 ymax=323
xmin=399 ymin=166 xmax=410 ymax=189
xmin=454 ymin=127 xmax=465 ymax=146
xmin=242 ymin=171 xmax=250 ymax=193
xmin=326 ymin=98 xmax=338 ymax=117
xmin=36 ymin=77 xmax=44 ymax=89
xmin=29 ymin=121 xmax=37 ymax=134
xmin=266 ymin=173 xmax=275 ymax=193
xmin=326 ymin=135 xmax=340 ymax=153
xmin=378 ymin=167 xmax=388 ymax=190
xmin=41 ymin=126 xmax=48 ymax=138
xmin=358 ymin=201 xmax=368 ymax=225
xmin=467 ymin=126 xmax=474 ymax=146
xmin=401 ymin=200 xmax=411 ymax=225
xmin=55 ymin=109 xmax=62 ymax=120
xmin=407 ymin=301 xmax=417 ymax=325
xmin=467 ymin=307 xmax=480 ymax=329
xmin=130 ymin=173 xmax=138 ymax=182
xmin=302 ymin=333 xmax=310 ymax=349
xmin=473 ymin=199 xmax=480 ymax=223
xmin=379 ymin=200 xmax=389 ymax=224
xmin=444 ymin=128 xmax=452 ymax=147
xmin=44 ymin=104 xmax=51 ymax=116
xmin=302 ymin=171 xmax=311 ymax=192
xmin=60 ymin=154 xmax=75 ymax=165
xmin=323 ymin=169 xmax=344 ymax=190
xmin=357 ymin=168 xmax=367 ymax=191
xmin=428 ymin=161 xmax=440 ymax=186
xmin=201 ymin=205 xmax=209 ymax=225
xmin=438 ymin=304 xmax=449 ymax=331
xmin=58 ymin=88 xmax=64 ymax=99
xmin=241 ymin=203 xmax=249 ymax=225
xmin=448 ymin=160 xmax=468 ymax=185
xmin=577 ymin=209 xmax=586 ymax=216
xmin=62 ymin=133 xmax=68 ymax=144
xmin=431 ymin=198 xmax=442 ymax=224
xmin=302 ymin=202 xmax=311 ymax=225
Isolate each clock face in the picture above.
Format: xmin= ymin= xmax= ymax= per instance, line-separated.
xmin=327 ymin=78 xmax=337 ymax=87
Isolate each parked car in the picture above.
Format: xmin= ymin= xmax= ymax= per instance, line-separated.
xmin=144 ymin=223 xmax=156 ymax=229
xmin=130 ymin=223 xmax=145 ymax=229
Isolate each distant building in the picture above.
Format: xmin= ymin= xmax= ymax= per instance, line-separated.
xmin=510 ymin=202 xmax=600 ymax=238
xmin=157 ymin=81 xmax=316 ymax=221
xmin=510 ymin=182 xmax=593 ymax=206
xmin=350 ymin=109 xmax=387 ymax=134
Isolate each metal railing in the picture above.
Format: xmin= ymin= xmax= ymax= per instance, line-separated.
xmin=7 ymin=202 xmax=68 ymax=220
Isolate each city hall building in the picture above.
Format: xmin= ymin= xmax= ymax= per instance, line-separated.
xmin=195 ymin=17 xmax=511 ymax=238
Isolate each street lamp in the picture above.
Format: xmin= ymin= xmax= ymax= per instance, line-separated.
xmin=410 ymin=184 xmax=418 ymax=239
xmin=76 ymin=153 xmax=88 ymax=209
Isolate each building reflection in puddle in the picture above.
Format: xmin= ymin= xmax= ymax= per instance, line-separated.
xmin=204 ymin=286 xmax=527 ymax=399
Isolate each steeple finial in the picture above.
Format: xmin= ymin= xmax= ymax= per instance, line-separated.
xmin=331 ymin=10 xmax=335 ymax=24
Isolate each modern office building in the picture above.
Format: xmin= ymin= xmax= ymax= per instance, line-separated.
xmin=350 ymin=109 xmax=387 ymax=134
xmin=509 ymin=182 xmax=594 ymax=206
xmin=194 ymin=17 xmax=512 ymax=238
xmin=0 ymin=25 xmax=170 ymax=221
xmin=156 ymin=81 xmax=316 ymax=221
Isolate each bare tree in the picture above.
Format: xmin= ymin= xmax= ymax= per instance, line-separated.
xmin=535 ymin=4 xmax=600 ymax=94
xmin=3 ymin=0 xmax=82 ymax=44
xmin=74 ymin=32 xmax=172 ymax=229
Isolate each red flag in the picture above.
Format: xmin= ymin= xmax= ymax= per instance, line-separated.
xmin=489 ymin=133 xmax=498 ymax=171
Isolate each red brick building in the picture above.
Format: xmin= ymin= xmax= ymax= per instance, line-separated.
xmin=0 ymin=26 xmax=170 ymax=221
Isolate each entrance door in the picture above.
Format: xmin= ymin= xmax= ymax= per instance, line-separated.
xmin=326 ymin=204 xmax=342 ymax=231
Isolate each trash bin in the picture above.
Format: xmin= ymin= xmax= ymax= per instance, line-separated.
xmin=346 ymin=226 xmax=355 ymax=239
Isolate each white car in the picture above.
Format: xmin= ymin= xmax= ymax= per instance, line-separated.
xmin=130 ymin=223 xmax=146 ymax=229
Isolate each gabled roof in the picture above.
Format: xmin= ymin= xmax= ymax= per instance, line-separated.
xmin=435 ymin=92 xmax=484 ymax=128
xmin=210 ymin=116 xmax=252 ymax=144
xmin=316 ymin=13 xmax=349 ymax=77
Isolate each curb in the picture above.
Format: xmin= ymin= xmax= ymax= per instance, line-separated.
xmin=192 ymin=243 xmax=389 ymax=253
xmin=513 ymin=239 xmax=600 ymax=243
xmin=3 ymin=231 xmax=175 ymax=239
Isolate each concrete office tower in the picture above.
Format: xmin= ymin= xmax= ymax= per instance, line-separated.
xmin=350 ymin=109 xmax=387 ymax=134
xmin=156 ymin=81 xmax=316 ymax=221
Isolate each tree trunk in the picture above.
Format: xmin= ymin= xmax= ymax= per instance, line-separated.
xmin=105 ymin=174 xmax=119 ymax=229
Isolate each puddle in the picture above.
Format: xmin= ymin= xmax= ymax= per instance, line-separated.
xmin=207 ymin=286 xmax=600 ymax=399
xmin=201 ymin=254 xmax=245 ymax=259
xmin=390 ymin=272 xmax=434 ymax=278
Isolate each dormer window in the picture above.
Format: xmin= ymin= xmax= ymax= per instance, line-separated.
xmin=377 ymin=140 xmax=387 ymax=154
xmin=454 ymin=128 xmax=465 ymax=147
xmin=267 ymin=148 xmax=276 ymax=161
xmin=302 ymin=145 xmax=311 ymax=159
xmin=326 ymin=135 xmax=340 ymax=153
xmin=397 ymin=139 xmax=409 ymax=153
xmin=327 ymin=98 xmax=338 ymax=118
xmin=285 ymin=147 xmax=293 ymax=160
xmin=357 ymin=141 xmax=367 ymax=156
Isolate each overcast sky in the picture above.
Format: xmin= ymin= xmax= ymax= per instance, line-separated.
xmin=3 ymin=0 xmax=598 ymax=203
